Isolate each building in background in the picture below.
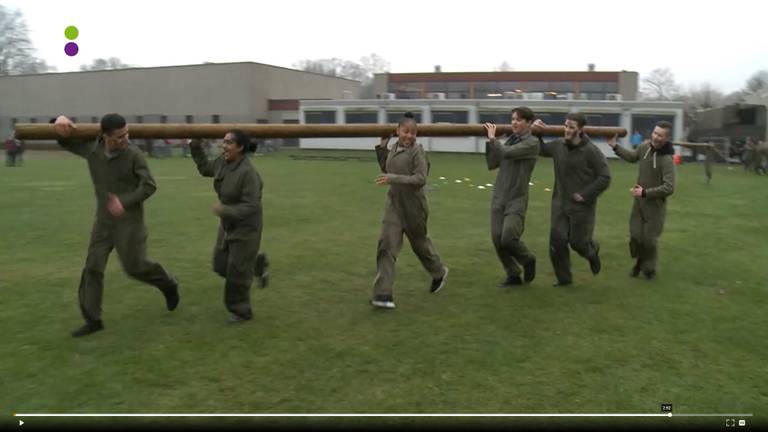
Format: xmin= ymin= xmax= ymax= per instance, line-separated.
xmin=299 ymin=98 xmax=684 ymax=158
xmin=372 ymin=70 xmax=639 ymax=101
xmin=0 ymin=62 xmax=361 ymax=147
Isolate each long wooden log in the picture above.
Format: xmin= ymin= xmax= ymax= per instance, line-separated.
xmin=14 ymin=123 xmax=627 ymax=140
xmin=673 ymin=141 xmax=714 ymax=149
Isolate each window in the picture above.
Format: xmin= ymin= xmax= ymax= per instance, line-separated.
xmin=91 ymin=116 xmax=99 ymax=123
xmin=212 ymin=115 xmax=221 ymax=124
xmin=478 ymin=112 xmax=511 ymax=124
xmin=161 ymin=115 xmax=168 ymax=124
xmin=549 ymin=82 xmax=574 ymax=92
xmin=527 ymin=81 xmax=549 ymax=92
xmin=581 ymin=113 xmax=621 ymax=126
xmin=497 ymin=81 xmax=521 ymax=92
xmin=304 ymin=110 xmax=336 ymax=124
xmin=185 ymin=115 xmax=194 ymax=124
xmin=446 ymin=82 xmax=469 ymax=92
xmin=431 ymin=110 xmax=468 ymax=124
xmin=475 ymin=81 xmax=498 ymax=93
xmin=580 ymin=81 xmax=617 ymax=93
xmin=345 ymin=111 xmax=378 ymax=124
xmin=604 ymin=82 xmax=619 ymax=93
xmin=394 ymin=92 xmax=421 ymax=99
xmin=446 ymin=92 xmax=469 ymax=99
xmin=387 ymin=111 xmax=423 ymax=123
xmin=536 ymin=112 xmax=568 ymax=125
xmin=631 ymin=114 xmax=675 ymax=138
xmin=425 ymin=82 xmax=447 ymax=92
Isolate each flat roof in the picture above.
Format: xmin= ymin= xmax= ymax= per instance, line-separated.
xmin=0 ymin=61 xmax=362 ymax=83
xmin=379 ymin=71 xmax=636 ymax=82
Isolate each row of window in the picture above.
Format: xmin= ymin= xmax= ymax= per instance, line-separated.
xmin=305 ymin=110 xmax=627 ymax=126
xmin=389 ymin=92 xmax=620 ymax=100
xmin=304 ymin=111 xmax=675 ymax=138
xmin=6 ymin=115 xmax=260 ymax=125
xmin=389 ymin=81 xmax=620 ymax=95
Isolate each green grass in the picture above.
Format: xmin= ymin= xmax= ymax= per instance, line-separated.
xmin=1 ymin=149 xmax=766 ymax=429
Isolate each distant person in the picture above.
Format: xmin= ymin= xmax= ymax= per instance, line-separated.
xmin=533 ymin=114 xmax=611 ymax=286
xmin=53 ymin=114 xmax=180 ymax=337
xmin=180 ymin=138 xmax=191 ymax=158
xmin=371 ymin=112 xmax=448 ymax=309
xmin=705 ymin=142 xmax=714 ymax=184
xmin=483 ymin=107 xmax=539 ymax=287
xmin=4 ymin=132 xmax=21 ymax=167
xmin=630 ymin=129 xmax=643 ymax=149
xmin=607 ymin=121 xmax=676 ymax=280
xmin=190 ymin=131 xmax=269 ymax=323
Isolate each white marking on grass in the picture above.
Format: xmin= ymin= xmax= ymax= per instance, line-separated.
xmin=455 ymin=180 xmax=462 ymax=183
xmin=485 ymin=183 xmax=493 ymax=187
xmin=477 ymin=186 xmax=486 ymax=190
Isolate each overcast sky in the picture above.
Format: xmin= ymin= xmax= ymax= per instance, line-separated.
xmin=5 ymin=0 xmax=767 ymax=94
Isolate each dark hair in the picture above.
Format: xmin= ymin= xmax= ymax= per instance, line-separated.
xmin=566 ymin=112 xmax=587 ymax=128
xmin=100 ymin=113 xmax=127 ymax=136
xmin=655 ymin=121 xmax=673 ymax=132
xmin=655 ymin=121 xmax=673 ymax=138
xmin=511 ymin=106 xmax=535 ymax=123
xmin=227 ymin=129 xmax=256 ymax=153
xmin=398 ymin=111 xmax=417 ymax=127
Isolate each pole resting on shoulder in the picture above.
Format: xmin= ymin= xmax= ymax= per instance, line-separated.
xmin=14 ymin=123 xmax=627 ymax=140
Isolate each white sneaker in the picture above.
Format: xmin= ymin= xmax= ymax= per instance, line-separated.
xmin=371 ymin=296 xmax=396 ymax=309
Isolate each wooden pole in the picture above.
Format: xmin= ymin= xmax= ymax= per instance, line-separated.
xmin=14 ymin=123 xmax=627 ymax=140
xmin=673 ymin=141 xmax=715 ymax=150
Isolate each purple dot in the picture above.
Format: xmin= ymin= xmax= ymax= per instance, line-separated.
xmin=64 ymin=42 xmax=79 ymax=56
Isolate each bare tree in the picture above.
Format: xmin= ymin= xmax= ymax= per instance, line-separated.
xmin=0 ymin=5 xmax=54 ymax=75
xmin=494 ymin=61 xmax=512 ymax=72
xmin=683 ymin=83 xmax=724 ymax=110
xmin=293 ymin=53 xmax=391 ymax=98
xmin=360 ymin=53 xmax=390 ymax=76
xmin=744 ymin=69 xmax=768 ymax=94
xmin=640 ymin=68 xmax=680 ymax=101
xmin=80 ymin=57 xmax=135 ymax=71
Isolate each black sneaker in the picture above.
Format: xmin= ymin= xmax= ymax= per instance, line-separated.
xmin=523 ymin=258 xmax=536 ymax=283
xmin=71 ymin=320 xmax=104 ymax=338
xmin=552 ymin=280 xmax=573 ymax=287
xmin=430 ymin=267 xmax=448 ymax=294
xmin=255 ymin=254 xmax=269 ymax=289
xmin=371 ymin=295 xmax=395 ymax=309
xmin=227 ymin=313 xmax=252 ymax=324
xmin=643 ymin=270 xmax=656 ymax=280
xmin=589 ymin=254 xmax=601 ymax=275
xmin=497 ymin=276 xmax=523 ymax=287
xmin=163 ymin=277 xmax=180 ymax=311
xmin=630 ymin=264 xmax=641 ymax=278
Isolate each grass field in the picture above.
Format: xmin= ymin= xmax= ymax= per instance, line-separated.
xmin=1 ymin=148 xmax=766 ymax=430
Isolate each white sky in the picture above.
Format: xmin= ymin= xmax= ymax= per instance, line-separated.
xmin=5 ymin=0 xmax=767 ymax=94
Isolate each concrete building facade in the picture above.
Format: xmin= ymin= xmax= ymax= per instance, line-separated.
xmin=0 ymin=62 xmax=361 ymax=140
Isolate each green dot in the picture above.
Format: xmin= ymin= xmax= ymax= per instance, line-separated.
xmin=65 ymin=26 xmax=79 ymax=40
